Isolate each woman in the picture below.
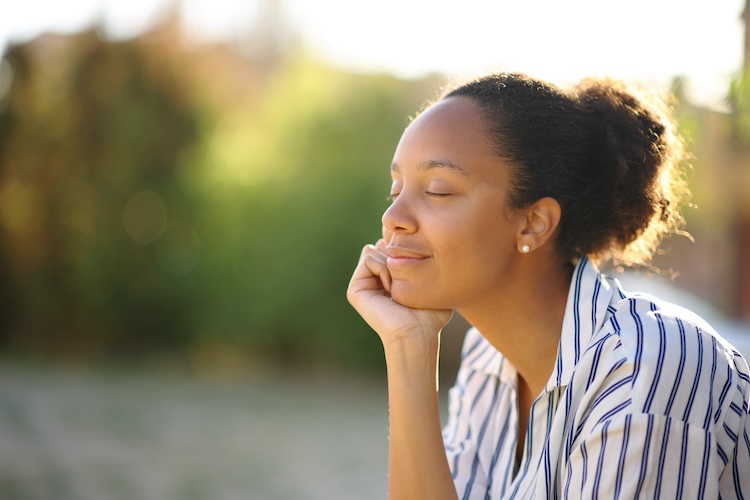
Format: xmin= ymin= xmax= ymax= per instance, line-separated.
xmin=347 ymin=73 xmax=750 ymax=499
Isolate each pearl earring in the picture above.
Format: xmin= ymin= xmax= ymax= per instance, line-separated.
xmin=520 ymin=244 xmax=530 ymax=253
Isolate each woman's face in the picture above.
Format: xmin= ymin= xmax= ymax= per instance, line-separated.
xmin=383 ymin=96 xmax=526 ymax=311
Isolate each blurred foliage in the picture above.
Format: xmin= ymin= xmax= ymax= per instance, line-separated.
xmin=729 ymin=68 xmax=750 ymax=147
xmin=0 ymin=27 xmax=443 ymax=372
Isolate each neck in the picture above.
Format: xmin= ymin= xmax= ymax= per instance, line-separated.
xmin=458 ymin=256 xmax=573 ymax=397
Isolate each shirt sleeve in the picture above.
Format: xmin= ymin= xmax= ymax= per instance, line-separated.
xmin=562 ymin=412 xmax=725 ymax=499
xmin=442 ymin=329 xmax=499 ymax=500
xmin=443 ymin=357 xmax=488 ymax=500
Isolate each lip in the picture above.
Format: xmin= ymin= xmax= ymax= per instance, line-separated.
xmin=386 ymin=246 xmax=429 ymax=270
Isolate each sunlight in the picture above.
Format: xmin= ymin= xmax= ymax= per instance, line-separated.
xmin=1 ymin=0 xmax=745 ymax=106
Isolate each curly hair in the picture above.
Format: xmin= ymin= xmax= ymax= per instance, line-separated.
xmin=444 ymin=73 xmax=691 ymax=268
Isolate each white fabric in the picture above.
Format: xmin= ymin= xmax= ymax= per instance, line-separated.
xmin=443 ymin=256 xmax=750 ymax=499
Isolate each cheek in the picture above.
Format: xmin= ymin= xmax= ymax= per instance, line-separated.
xmin=447 ymin=223 xmax=512 ymax=270
xmin=445 ymin=222 xmax=491 ymax=254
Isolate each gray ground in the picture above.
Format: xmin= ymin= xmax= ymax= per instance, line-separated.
xmin=0 ymin=363 xmax=397 ymax=500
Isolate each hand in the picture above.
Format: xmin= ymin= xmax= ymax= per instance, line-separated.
xmin=347 ymin=239 xmax=453 ymax=348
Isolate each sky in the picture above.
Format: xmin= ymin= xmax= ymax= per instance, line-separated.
xmin=0 ymin=0 xmax=746 ymax=108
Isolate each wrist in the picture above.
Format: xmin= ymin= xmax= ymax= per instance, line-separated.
xmin=382 ymin=328 xmax=441 ymax=358
xmin=383 ymin=331 xmax=441 ymax=389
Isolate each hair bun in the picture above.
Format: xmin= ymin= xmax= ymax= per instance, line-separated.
xmin=573 ymin=78 xmax=685 ymax=264
xmin=577 ymin=79 xmax=666 ymax=184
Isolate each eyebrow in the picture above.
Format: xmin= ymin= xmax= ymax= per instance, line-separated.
xmin=390 ymin=160 xmax=470 ymax=176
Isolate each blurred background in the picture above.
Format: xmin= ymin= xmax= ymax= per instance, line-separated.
xmin=1 ymin=0 xmax=749 ymax=498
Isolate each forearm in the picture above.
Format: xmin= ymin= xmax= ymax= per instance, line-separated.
xmin=383 ymin=335 xmax=458 ymax=500
xmin=347 ymin=240 xmax=456 ymax=497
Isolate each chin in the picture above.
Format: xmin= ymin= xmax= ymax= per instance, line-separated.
xmin=390 ymin=282 xmax=449 ymax=310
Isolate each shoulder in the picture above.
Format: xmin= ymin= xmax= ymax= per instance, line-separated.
xmin=594 ymin=289 xmax=750 ymax=427
xmin=606 ymin=290 xmax=736 ymax=357
xmin=605 ymin=290 xmax=747 ymax=380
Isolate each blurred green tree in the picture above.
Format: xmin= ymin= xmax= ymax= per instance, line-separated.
xmin=0 ymin=26 xmax=443 ymax=372
xmin=185 ymin=55 xmax=442 ymax=371
xmin=0 ymin=30 xmax=200 ymax=357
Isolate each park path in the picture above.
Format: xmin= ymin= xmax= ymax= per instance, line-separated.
xmin=0 ymin=363 xmax=393 ymax=500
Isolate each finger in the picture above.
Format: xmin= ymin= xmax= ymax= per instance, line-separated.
xmin=364 ymin=243 xmax=391 ymax=293
xmin=373 ymin=240 xmax=391 ymax=293
xmin=348 ymin=245 xmax=388 ymax=293
xmin=362 ymin=253 xmax=392 ymax=294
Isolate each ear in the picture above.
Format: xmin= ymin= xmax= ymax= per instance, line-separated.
xmin=516 ymin=197 xmax=561 ymax=253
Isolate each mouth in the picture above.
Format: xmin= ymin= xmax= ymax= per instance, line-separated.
xmin=386 ymin=247 xmax=429 ymax=270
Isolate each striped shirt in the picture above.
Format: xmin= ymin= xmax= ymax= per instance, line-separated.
xmin=442 ymin=256 xmax=750 ymax=499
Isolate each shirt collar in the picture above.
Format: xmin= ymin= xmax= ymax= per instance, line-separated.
xmin=545 ymin=256 xmax=615 ymax=391
xmin=461 ymin=326 xmax=511 ymax=381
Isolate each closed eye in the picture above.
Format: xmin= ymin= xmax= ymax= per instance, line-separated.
xmin=388 ymin=191 xmax=452 ymax=201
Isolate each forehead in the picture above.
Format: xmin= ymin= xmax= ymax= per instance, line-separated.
xmin=403 ymin=96 xmax=489 ymax=150
xmin=392 ymin=96 xmax=504 ymax=183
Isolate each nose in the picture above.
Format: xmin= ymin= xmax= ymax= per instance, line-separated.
xmin=381 ymin=195 xmax=417 ymax=234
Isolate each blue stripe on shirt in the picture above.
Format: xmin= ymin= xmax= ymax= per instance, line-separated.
xmin=441 ymin=257 xmax=750 ymax=499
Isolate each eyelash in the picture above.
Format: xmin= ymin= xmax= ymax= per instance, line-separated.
xmin=387 ymin=192 xmax=450 ymax=201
